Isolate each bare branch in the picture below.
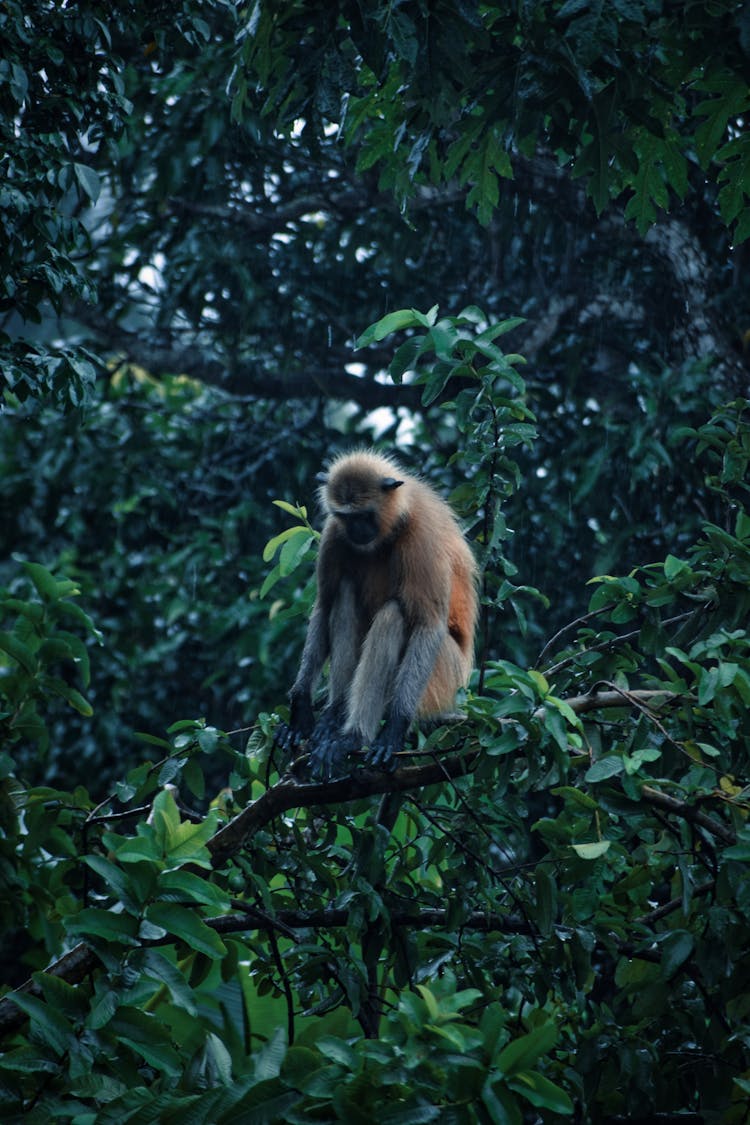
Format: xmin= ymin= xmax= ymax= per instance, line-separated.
xmin=532 ymin=688 xmax=683 ymax=721
xmin=640 ymin=785 xmax=736 ymax=847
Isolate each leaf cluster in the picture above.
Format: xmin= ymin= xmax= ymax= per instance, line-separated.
xmin=240 ymin=0 xmax=750 ymax=238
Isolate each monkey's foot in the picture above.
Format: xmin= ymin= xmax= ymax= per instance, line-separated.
xmin=308 ymin=729 xmax=361 ymax=782
xmin=274 ymin=720 xmax=305 ymax=756
xmin=366 ymin=716 xmax=408 ymax=772
xmin=365 ymin=739 xmax=398 ymax=772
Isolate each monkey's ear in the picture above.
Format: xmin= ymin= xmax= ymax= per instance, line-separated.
xmin=316 ymin=472 xmax=329 ymax=485
xmin=381 ymin=477 xmax=404 ymax=491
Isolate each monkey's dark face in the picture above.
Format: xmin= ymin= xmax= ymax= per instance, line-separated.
xmin=333 ymin=508 xmax=380 ymax=549
xmin=323 ymin=462 xmax=405 ymax=551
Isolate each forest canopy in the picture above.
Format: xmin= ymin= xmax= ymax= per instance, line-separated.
xmin=1 ymin=2 xmax=750 ymax=1122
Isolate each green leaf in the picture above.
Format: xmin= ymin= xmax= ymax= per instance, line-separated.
xmin=624 ymin=131 xmax=670 ymax=233
xmin=551 ymin=786 xmax=599 ymax=810
xmin=421 ymin=361 xmax=459 ymax=407
xmin=659 ymin=930 xmax=694 ymax=979
xmin=477 ymin=317 xmax=526 ymax=342
xmin=390 ymin=336 xmax=425 ymax=382
xmin=1 ymin=597 xmax=44 ymax=623
xmin=260 ymin=561 xmax=283 ymax=599
xmin=496 ymin=1023 xmax=557 ymax=1076
xmin=694 ymin=74 xmax=750 ymax=169
xmin=114 ymin=834 xmax=161 ymax=864
xmin=147 ymin=789 xmax=218 ymax=865
xmin=9 ymin=61 xmax=28 ymax=104
xmin=2 ymin=993 xmax=75 ymax=1056
xmin=45 ymin=629 xmax=91 ymax=685
xmin=664 ymin=554 xmax=688 ymax=580
xmin=585 ymin=756 xmax=624 ymax=782
xmin=661 ymin=131 xmax=689 ymax=200
xmin=82 ymin=854 xmax=141 ymax=911
xmin=74 ymin=162 xmax=101 ymax=203
xmin=46 ymin=678 xmax=94 ymax=716
xmin=571 ymin=841 xmax=611 ymax=860
xmin=279 ymin=530 xmax=314 ymax=576
xmin=0 ymin=631 xmax=36 ymax=674
xmin=273 ymin=499 xmax=308 ymax=518
xmin=23 ymin=560 xmax=77 ymax=601
xmin=57 ymin=598 xmax=102 ymax=639
xmin=108 ymin=1007 xmax=182 ymax=1076
xmin=467 ymin=127 xmax=512 ymax=225
xmin=158 ymin=869 xmax=231 ymax=909
xmin=534 ymin=867 xmax=556 ymax=935
xmin=65 ymin=907 xmax=140 ymax=946
xmin=141 ymin=949 xmax=197 ymax=1014
xmin=134 ymin=730 xmax=173 ymax=750
xmin=0 ymin=1046 xmax=59 ymax=1076
xmin=734 ymin=207 xmax=750 ymax=244
xmin=145 ymin=902 xmax=227 ymax=958
xmin=355 ymin=306 xmax=437 ymax=347
xmin=263 ymin=524 xmax=309 ymax=563
xmin=508 ymin=1070 xmax=574 ymax=1114
xmin=482 ymin=1082 xmax=523 ymax=1124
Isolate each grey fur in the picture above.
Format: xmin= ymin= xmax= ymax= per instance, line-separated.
xmin=293 ymin=585 xmax=442 ymax=746
xmin=344 ymin=599 xmax=405 ymax=742
xmin=327 ymin=579 xmax=360 ymax=709
xmin=390 ymin=624 xmax=446 ymax=719
xmin=290 ymin=600 xmax=328 ymax=701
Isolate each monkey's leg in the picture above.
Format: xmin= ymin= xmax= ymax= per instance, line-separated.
xmin=346 ymin=599 xmax=404 ymax=741
xmin=275 ymin=596 xmax=331 ymax=757
xmin=310 ymin=598 xmax=405 ymax=780
xmin=367 ymin=624 xmax=446 ymax=770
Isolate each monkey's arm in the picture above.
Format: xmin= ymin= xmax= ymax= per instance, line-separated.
xmin=275 ymin=600 xmax=329 ymax=754
xmin=306 ymin=576 xmax=363 ymax=779
xmin=368 ymin=624 xmax=446 ymax=770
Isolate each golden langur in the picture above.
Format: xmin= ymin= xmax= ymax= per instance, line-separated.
xmin=278 ymin=449 xmax=478 ymax=779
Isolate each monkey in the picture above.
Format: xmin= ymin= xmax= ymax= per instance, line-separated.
xmin=277 ymin=449 xmax=478 ymax=780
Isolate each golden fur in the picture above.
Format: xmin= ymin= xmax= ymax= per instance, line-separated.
xmin=318 ymin=450 xmax=477 ymax=719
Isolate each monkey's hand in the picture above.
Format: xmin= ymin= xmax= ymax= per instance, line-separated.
xmin=367 ymin=715 xmax=409 ymax=772
xmin=307 ymin=706 xmax=359 ymax=781
xmin=274 ymin=691 xmax=316 ymax=755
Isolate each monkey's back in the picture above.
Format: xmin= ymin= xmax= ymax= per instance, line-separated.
xmin=389 ymin=474 xmax=478 ymax=673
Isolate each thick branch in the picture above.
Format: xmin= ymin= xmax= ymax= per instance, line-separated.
xmin=211 ymin=688 xmax=698 ymax=864
xmin=209 ymin=905 xmax=533 ymax=936
xmin=0 ymin=942 xmax=102 ymax=1038
xmin=168 ymin=190 xmax=365 ymax=235
xmin=511 ymin=154 xmax=745 ymax=386
xmin=208 ymin=750 xmax=478 ymax=867
xmin=0 ymin=903 xmax=526 ymax=1038
xmin=83 ymin=316 xmax=420 ymax=407
xmin=640 ymin=785 xmax=735 ymax=847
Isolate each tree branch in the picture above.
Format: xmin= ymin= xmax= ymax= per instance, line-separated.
xmin=75 ymin=311 xmax=422 ymax=408
xmin=532 ymin=688 xmax=682 ymax=721
xmin=639 ymin=785 xmax=735 ymax=847
xmin=207 ymin=749 xmax=478 ymax=867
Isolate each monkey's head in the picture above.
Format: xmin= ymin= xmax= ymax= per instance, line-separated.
xmin=319 ymin=450 xmax=406 ymax=550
